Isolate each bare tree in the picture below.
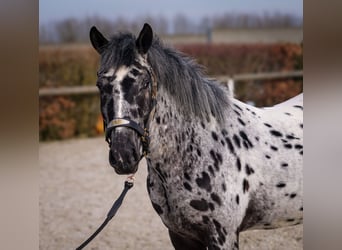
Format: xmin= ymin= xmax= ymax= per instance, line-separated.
xmin=39 ymin=12 xmax=302 ymax=44
xmin=55 ymin=18 xmax=80 ymax=43
xmin=173 ymin=13 xmax=193 ymax=34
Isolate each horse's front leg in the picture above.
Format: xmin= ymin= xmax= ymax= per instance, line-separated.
xmin=168 ymin=229 xmax=239 ymax=250
xmin=207 ymin=230 xmax=239 ymax=250
xmin=168 ymin=230 xmax=207 ymax=250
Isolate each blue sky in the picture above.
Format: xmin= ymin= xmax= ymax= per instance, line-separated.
xmin=39 ymin=0 xmax=303 ymax=24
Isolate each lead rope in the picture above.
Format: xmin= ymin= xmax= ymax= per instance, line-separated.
xmin=75 ymin=176 xmax=135 ymax=250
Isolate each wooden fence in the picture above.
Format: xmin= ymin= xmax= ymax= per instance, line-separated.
xmin=39 ymin=70 xmax=303 ymax=97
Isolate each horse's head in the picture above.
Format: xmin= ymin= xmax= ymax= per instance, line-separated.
xmin=90 ymin=23 xmax=156 ymax=175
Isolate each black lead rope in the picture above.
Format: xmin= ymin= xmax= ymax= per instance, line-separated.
xmin=75 ymin=179 xmax=134 ymax=250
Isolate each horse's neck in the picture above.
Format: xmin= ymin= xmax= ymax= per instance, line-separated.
xmin=149 ymin=88 xmax=198 ymax=160
xmin=148 ymin=86 xmax=233 ymax=163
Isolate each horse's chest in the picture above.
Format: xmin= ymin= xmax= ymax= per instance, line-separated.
xmin=146 ymin=164 xmax=209 ymax=234
xmin=146 ymin=157 xmax=236 ymax=239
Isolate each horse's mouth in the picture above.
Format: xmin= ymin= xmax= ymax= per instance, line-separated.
xmin=109 ymin=150 xmax=139 ymax=175
xmin=112 ymin=164 xmax=139 ymax=175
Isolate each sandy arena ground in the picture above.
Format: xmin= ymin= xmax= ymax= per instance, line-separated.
xmin=39 ymin=137 xmax=302 ymax=249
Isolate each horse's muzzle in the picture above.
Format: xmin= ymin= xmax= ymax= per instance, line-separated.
xmin=108 ymin=130 xmax=140 ymax=175
xmin=109 ymin=148 xmax=139 ymax=174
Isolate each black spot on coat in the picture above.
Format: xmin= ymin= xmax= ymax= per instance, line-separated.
xmin=276 ymin=182 xmax=286 ymax=188
xmin=245 ymin=164 xmax=255 ymax=175
xmin=286 ymin=134 xmax=298 ymax=140
xmin=236 ymin=194 xmax=240 ymax=205
xmin=211 ymin=131 xmax=218 ymax=141
xmin=234 ymin=104 xmax=243 ymax=111
xmin=213 ymin=219 xmax=226 ymax=245
xmin=183 ymin=182 xmax=192 ymax=192
xmin=121 ymin=76 xmax=136 ymax=103
xmin=239 ymin=131 xmax=253 ymax=149
xmin=264 ymin=123 xmax=272 ymax=128
xmin=293 ymin=105 xmax=303 ymax=110
xmin=195 ymin=171 xmax=212 ymax=192
xmin=270 ymin=130 xmax=283 ymax=137
xmin=184 ymin=172 xmax=191 ymax=181
xmin=208 ymin=165 xmax=215 ymax=176
xmin=238 ymin=118 xmax=246 ymax=126
xmin=211 ymin=193 xmax=222 ymax=206
xmin=243 ymin=179 xmax=249 ymax=193
xmin=236 ymin=157 xmax=241 ymax=171
xmin=290 ymin=193 xmax=297 ymax=198
xmin=233 ymin=134 xmax=241 ymax=148
xmin=190 ymin=199 xmax=209 ymax=211
xmin=210 ymin=150 xmax=223 ymax=171
xmin=196 ymin=148 xmax=202 ymax=157
xmin=225 ymin=137 xmax=235 ymax=155
xmin=222 ymin=183 xmax=226 ymax=192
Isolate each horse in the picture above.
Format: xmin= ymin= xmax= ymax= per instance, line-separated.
xmin=89 ymin=23 xmax=303 ymax=250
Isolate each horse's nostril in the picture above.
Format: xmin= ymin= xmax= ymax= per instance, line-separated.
xmin=126 ymin=156 xmax=132 ymax=165
xmin=131 ymin=147 xmax=139 ymax=161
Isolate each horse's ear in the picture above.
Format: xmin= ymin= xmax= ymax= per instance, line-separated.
xmin=136 ymin=23 xmax=153 ymax=55
xmin=89 ymin=26 xmax=109 ymax=54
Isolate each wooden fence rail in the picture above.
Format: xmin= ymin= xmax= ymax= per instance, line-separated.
xmin=39 ymin=70 xmax=303 ymax=97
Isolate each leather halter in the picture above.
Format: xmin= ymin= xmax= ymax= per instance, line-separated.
xmin=104 ymin=68 xmax=157 ymax=158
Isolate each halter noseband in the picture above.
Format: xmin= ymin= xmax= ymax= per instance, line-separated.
xmin=105 ymin=118 xmax=151 ymax=157
xmin=104 ymin=68 xmax=157 ymax=158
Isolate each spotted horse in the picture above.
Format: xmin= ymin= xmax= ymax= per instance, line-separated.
xmin=89 ymin=23 xmax=303 ymax=250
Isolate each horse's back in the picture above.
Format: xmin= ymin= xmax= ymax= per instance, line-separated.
xmin=234 ymin=93 xmax=303 ymax=231
xmin=262 ymin=93 xmax=303 ymax=126
xmin=272 ymin=93 xmax=303 ymax=109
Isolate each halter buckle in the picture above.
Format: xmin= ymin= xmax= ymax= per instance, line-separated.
xmin=141 ymin=128 xmax=150 ymax=156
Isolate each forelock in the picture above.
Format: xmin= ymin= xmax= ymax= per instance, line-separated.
xmin=100 ymin=33 xmax=137 ymax=71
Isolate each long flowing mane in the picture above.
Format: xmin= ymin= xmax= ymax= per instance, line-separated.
xmin=148 ymin=38 xmax=230 ymax=124
xmin=100 ymin=33 xmax=230 ymax=124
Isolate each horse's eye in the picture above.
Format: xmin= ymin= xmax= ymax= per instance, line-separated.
xmin=105 ymin=76 xmax=114 ymax=82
